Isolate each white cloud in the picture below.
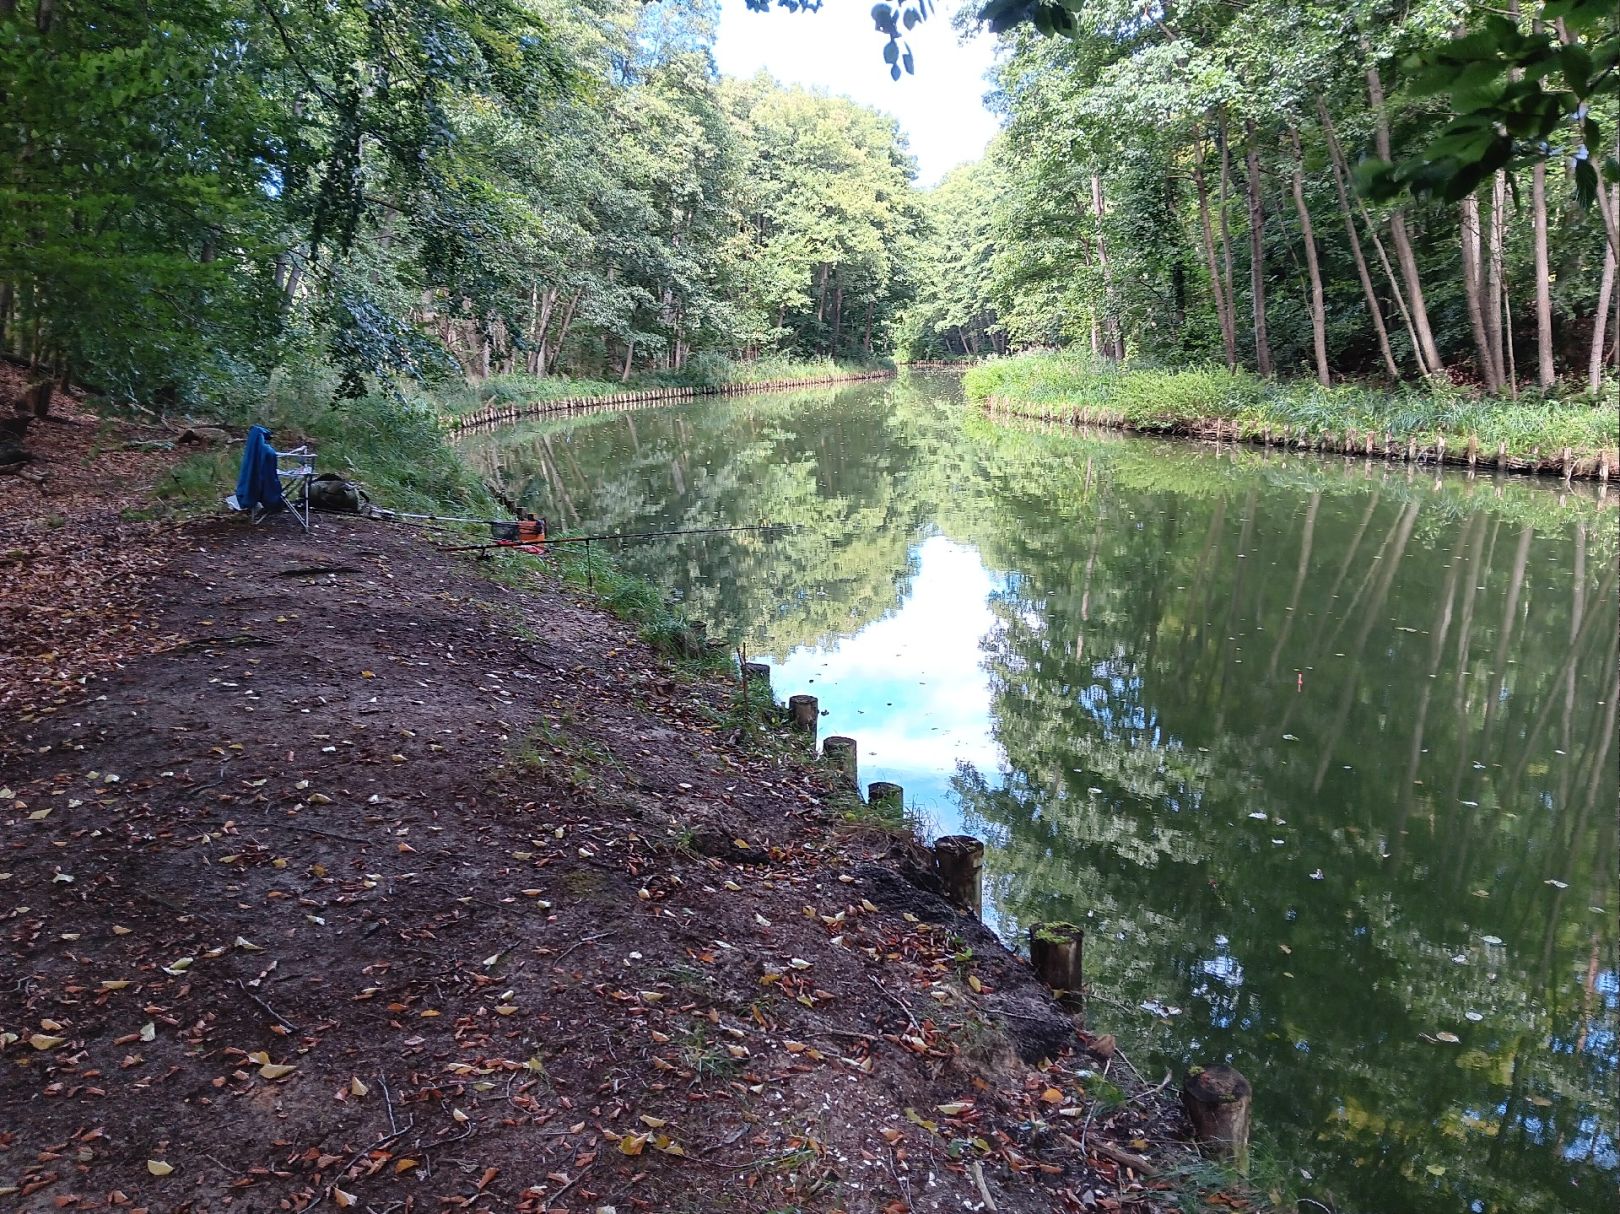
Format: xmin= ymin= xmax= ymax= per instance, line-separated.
xmin=714 ymin=0 xmax=999 ymax=185
xmin=770 ymin=535 xmax=1004 ymax=834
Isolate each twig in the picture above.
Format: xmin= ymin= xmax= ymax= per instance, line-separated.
xmin=969 ymin=1159 xmax=998 ymax=1211
xmin=543 ymin=1168 xmax=591 ymax=1205
xmin=1124 ymin=1070 xmax=1174 ymax=1106
xmin=321 ymin=1125 xmax=410 ymax=1203
xmin=867 ymin=974 xmax=922 ymax=1035
xmin=1090 ymin=1140 xmax=1157 ymax=1178
xmin=234 ymin=977 xmax=300 ymax=1033
xmin=549 ymin=930 xmax=613 ymax=966
xmin=230 ymin=816 xmax=376 ymax=846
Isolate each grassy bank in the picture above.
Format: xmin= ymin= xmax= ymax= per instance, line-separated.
xmin=434 ymin=355 xmax=894 ymax=420
xmin=152 ymin=371 xmax=736 ymax=665
xmin=965 ymin=353 xmax=1619 ymax=477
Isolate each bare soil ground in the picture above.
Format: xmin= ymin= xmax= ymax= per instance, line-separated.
xmin=1 ymin=413 xmax=1206 ymax=1214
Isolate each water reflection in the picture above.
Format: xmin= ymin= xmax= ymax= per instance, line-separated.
xmin=462 ymin=375 xmax=1619 ymax=1214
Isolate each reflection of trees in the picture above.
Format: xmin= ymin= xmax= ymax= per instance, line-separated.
xmin=460 ymin=384 xmax=949 ymax=652
xmin=949 ymin=423 xmax=1618 ymax=1214
xmin=466 ymin=382 xmax=1618 ymax=1213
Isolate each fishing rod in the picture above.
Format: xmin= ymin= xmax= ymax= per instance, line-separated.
xmin=433 ymin=521 xmax=794 ymax=554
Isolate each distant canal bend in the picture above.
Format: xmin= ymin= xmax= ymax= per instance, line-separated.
xmin=462 ymin=372 xmax=1619 ymax=1214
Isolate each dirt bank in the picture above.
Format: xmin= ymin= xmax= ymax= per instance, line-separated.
xmin=2 ymin=414 xmax=1205 ymax=1213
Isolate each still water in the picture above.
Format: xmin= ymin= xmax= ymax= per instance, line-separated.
xmin=462 ymin=374 xmax=1618 ymax=1214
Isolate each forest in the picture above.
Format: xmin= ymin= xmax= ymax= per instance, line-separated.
xmin=5 ymin=1 xmax=1616 ymax=423
xmin=900 ymin=0 xmax=1619 ymax=400
xmin=0 ymin=0 xmax=920 ymax=414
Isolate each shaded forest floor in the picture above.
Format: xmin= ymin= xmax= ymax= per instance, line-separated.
xmin=0 ymin=412 xmax=1221 ymax=1213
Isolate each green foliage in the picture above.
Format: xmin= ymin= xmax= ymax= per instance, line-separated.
xmin=965 ymin=352 xmax=1620 ymax=460
xmin=0 ymin=1 xmax=918 ymax=411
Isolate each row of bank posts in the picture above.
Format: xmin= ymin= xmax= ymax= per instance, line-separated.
xmin=737 ymin=659 xmax=1255 ymax=1173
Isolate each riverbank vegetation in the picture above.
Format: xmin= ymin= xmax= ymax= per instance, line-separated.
xmin=1 ymin=1 xmax=919 ymax=420
xmin=964 ymin=351 xmax=1619 ymax=472
xmin=900 ymin=2 xmax=1619 ymax=407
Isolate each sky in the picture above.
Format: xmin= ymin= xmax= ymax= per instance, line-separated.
xmin=713 ymin=1 xmax=1000 ymax=186
xmin=771 ymin=535 xmax=1005 ymax=841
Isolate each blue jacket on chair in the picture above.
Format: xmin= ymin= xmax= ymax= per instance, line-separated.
xmin=235 ymin=425 xmax=285 ymax=513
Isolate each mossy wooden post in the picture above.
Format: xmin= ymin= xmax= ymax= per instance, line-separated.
xmin=933 ymin=835 xmax=984 ymax=918
xmin=867 ymin=781 xmax=903 ymax=816
xmin=741 ymin=661 xmax=770 ymax=692
xmin=788 ymin=694 xmax=819 ymax=744
xmin=822 ymin=736 xmax=857 ymax=788
xmin=1029 ymin=923 xmax=1084 ymax=1002
xmin=1182 ymin=1065 xmax=1252 ymax=1174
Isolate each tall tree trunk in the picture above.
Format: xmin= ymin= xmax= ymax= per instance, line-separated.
xmin=1090 ymin=173 xmax=1122 ymax=359
xmin=621 ymin=338 xmax=635 ymax=382
xmin=1243 ymin=124 xmax=1273 ymax=377
xmin=545 ymin=289 xmax=582 ymax=374
xmin=862 ymin=297 xmax=873 ymax=355
xmin=1486 ymin=171 xmax=1509 ymax=390
xmin=1217 ymin=116 xmax=1238 ymax=357
xmin=1193 ymin=125 xmax=1237 ymax=370
xmin=1531 ymin=159 xmax=1555 ymax=388
xmin=1591 ymin=186 xmax=1618 ymax=393
xmin=815 ymin=263 xmax=828 ymax=325
xmin=831 ymin=274 xmax=843 ymax=355
xmin=1461 ymin=194 xmax=1500 ymax=392
xmin=1288 ymin=128 xmax=1331 ymax=387
xmin=1314 ymin=103 xmax=1399 ymax=379
xmin=1367 ymin=60 xmax=1445 ymax=377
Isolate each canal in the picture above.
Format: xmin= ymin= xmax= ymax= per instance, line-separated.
xmin=461 ymin=371 xmax=1618 ymax=1214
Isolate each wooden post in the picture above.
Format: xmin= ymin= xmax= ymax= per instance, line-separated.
xmin=933 ymin=835 xmax=984 ymax=918
xmin=741 ymin=661 xmax=770 ymax=691
xmin=867 ymin=781 xmax=903 ymax=815
xmin=788 ymin=694 xmax=819 ymax=743
xmin=822 ymin=736 xmax=857 ymax=788
xmin=1028 ymin=923 xmax=1084 ymax=1001
xmin=1182 ymin=1066 xmax=1252 ymax=1173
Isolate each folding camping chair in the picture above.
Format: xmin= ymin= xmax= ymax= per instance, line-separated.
xmin=226 ymin=425 xmax=316 ymax=532
xmin=269 ymin=446 xmax=316 ymax=531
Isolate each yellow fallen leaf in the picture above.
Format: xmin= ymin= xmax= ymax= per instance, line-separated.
xmin=451 ymin=1107 xmax=469 ymax=1123
xmin=100 ymin=980 xmax=131 ymax=991
xmin=639 ymin=1114 xmax=667 ymax=1128
xmin=968 ymin=974 xmax=983 ymax=994
xmin=146 ymin=1160 xmax=174 ymax=1176
xmin=1040 ymin=1088 xmax=1064 ymax=1104
xmin=350 ymin=1077 xmax=369 ymax=1097
xmin=112 ymin=925 xmax=132 ymax=936
xmin=654 ymin=1136 xmax=687 ymax=1157
xmin=495 ymin=1004 xmax=518 ymax=1016
xmin=394 ymin=1159 xmax=418 ymax=1174
xmin=334 ymin=1186 xmax=357 ymax=1206
xmin=29 ymin=1034 xmax=66 ymax=1050
xmin=937 ymin=1102 xmax=973 ymax=1115
xmin=783 ymin=1040 xmax=807 ymax=1053
xmin=618 ymin=1133 xmax=647 ymax=1156
xmin=259 ymin=1062 xmax=296 ymax=1080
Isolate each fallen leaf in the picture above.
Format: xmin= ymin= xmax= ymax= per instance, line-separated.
xmin=259 ymin=1062 xmax=296 ymax=1080
xmin=618 ymin=1134 xmax=646 ymax=1156
xmin=146 ymin=1161 xmax=173 ymax=1177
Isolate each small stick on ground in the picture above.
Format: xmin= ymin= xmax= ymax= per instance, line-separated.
xmin=233 ymin=978 xmax=299 ymax=1033
xmin=868 ymin=974 xmax=922 ymax=1035
xmin=970 ymin=1159 xmax=998 ymax=1210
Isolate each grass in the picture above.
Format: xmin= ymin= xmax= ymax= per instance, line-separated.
xmin=434 ymin=354 xmax=894 ymax=418
xmin=964 ymin=351 xmax=1619 ymax=469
